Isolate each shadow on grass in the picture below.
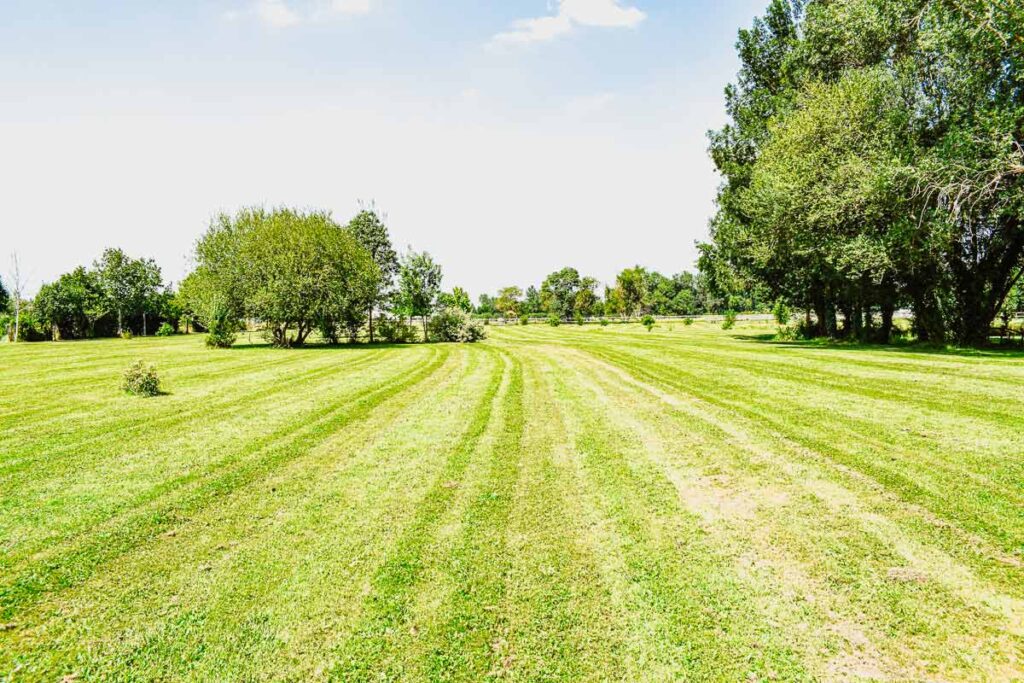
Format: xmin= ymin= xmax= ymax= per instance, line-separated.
xmin=730 ymin=333 xmax=1024 ymax=359
xmin=226 ymin=341 xmax=420 ymax=352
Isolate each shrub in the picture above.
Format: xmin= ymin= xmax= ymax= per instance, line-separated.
xmin=121 ymin=330 xmax=134 ymax=340
xmin=599 ymin=317 xmax=609 ymax=327
xmin=574 ymin=311 xmax=584 ymax=326
xmin=683 ymin=317 xmax=694 ymax=326
xmin=519 ymin=313 xmax=529 ymax=326
xmin=462 ymin=318 xmax=486 ymax=342
xmin=547 ymin=314 xmax=561 ymax=327
xmin=772 ymin=298 xmax=792 ymax=326
xmin=428 ymin=307 xmax=486 ymax=343
xmin=641 ymin=314 xmax=656 ymax=332
xmin=721 ymin=310 xmax=737 ymax=330
xmin=156 ymin=322 xmax=174 ymax=337
xmin=206 ymin=303 xmax=240 ymax=348
xmin=377 ymin=315 xmax=418 ymax=344
xmin=121 ymin=360 xmax=160 ymax=396
xmin=775 ymin=325 xmax=800 ymax=341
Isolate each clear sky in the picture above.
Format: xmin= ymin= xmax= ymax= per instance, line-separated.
xmin=1 ymin=0 xmax=766 ymax=298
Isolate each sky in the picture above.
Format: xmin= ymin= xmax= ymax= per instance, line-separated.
xmin=0 ymin=0 xmax=767 ymax=298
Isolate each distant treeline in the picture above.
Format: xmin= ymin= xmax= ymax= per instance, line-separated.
xmin=701 ymin=0 xmax=1023 ymax=345
xmin=1 ymin=207 xmax=758 ymax=345
xmin=472 ymin=266 xmax=761 ymax=324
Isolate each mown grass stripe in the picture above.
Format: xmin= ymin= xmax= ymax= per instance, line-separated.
xmin=328 ymin=347 xmax=511 ymax=680
xmin=547 ymin=352 xmax=811 ymax=681
xmin=0 ymin=347 xmax=450 ymax=620
xmin=417 ymin=353 xmax=525 ymax=681
xmin=579 ymin=343 xmax=1024 ymax=555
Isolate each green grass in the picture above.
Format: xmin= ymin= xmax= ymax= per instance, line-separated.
xmin=1 ymin=322 xmax=1022 ymax=681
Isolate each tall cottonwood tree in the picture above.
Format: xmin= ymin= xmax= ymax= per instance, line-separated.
xmin=705 ymin=0 xmax=1024 ymax=344
xmin=348 ymin=208 xmax=398 ymax=343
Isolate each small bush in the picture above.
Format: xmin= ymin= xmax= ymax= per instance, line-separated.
xmin=156 ymin=322 xmax=174 ymax=337
xmin=574 ymin=311 xmax=584 ymax=326
xmin=599 ymin=317 xmax=609 ymax=327
xmin=772 ymin=298 xmax=792 ymax=326
xmin=428 ymin=307 xmax=487 ymax=343
xmin=121 ymin=330 xmax=134 ymax=340
xmin=775 ymin=325 xmax=800 ymax=341
xmin=519 ymin=313 xmax=529 ymax=326
xmin=721 ymin=310 xmax=737 ymax=330
xmin=462 ymin=318 xmax=486 ymax=342
xmin=547 ymin=314 xmax=561 ymax=327
xmin=206 ymin=305 xmax=239 ymax=348
xmin=377 ymin=315 xmax=418 ymax=344
xmin=683 ymin=317 xmax=694 ymax=326
xmin=641 ymin=314 xmax=656 ymax=332
xmin=122 ymin=360 xmax=160 ymax=396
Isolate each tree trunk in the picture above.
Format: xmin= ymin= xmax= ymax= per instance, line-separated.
xmin=422 ymin=315 xmax=428 ymax=343
xmin=368 ymin=306 xmax=374 ymax=343
xmin=117 ymin=308 xmax=123 ymax=336
xmin=143 ymin=311 xmax=147 ymax=337
xmin=839 ymin=303 xmax=854 ymax=339
xmin=879 ymin=302 xmax=894 ymax=344
xmin=910 ymin=289 xmax=945 ymax=344
xmin=13 ymin=300 xmax=20 ymax=342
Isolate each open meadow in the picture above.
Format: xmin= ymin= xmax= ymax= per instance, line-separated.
xmin=2 ymin=322 xmax=1023 ymax=681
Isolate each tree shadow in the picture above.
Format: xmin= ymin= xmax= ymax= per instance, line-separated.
xmin=730 ymin=333 xmax=1024 ymax=359
xmin=226 ymin=341 xmax=419 ymax=352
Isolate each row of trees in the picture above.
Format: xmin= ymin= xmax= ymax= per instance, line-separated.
xmin=475 ymin=265 xmax=766 ymax=322
xmin=702 ymin=0 xmax=1023 ymax=344
xmin=1 ymin=249 xmax=173 ymax=341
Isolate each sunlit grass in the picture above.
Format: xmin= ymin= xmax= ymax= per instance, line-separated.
xmin=1 ymin=325 xmax=1021 ymax=680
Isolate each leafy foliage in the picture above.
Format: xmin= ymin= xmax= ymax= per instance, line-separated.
xmin=721 ymin=310 xmax=737 ymax=330
xmin=121 ymin=360 xmax=160 ymax=396
xmin=348 ymin=209 xmax=398 ymax=342
xmin=192 ymin=207 xmax=379 ymax=347
xmin=397 ymin=250 xmax=442 ymax=342
xmin=428 ymin=307 xmax=486 ymax=343
xmin=376 ymin=315 xmax=419 ymax=344
xmin=205 ymin=302 xmax=240 ymax=349
xmin=705 ymin=0 xmax=1024 ymax=346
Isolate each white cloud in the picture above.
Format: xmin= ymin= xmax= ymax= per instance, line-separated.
xmin=325 ymin=0 xmax=373 ymax=15
xmin=256 ymin=0 xmax=301 ymax=28
xmin=491 ymin=0 xmax=645 ymax=46
xmin=248 ymin=0 xmax=374 ymax=28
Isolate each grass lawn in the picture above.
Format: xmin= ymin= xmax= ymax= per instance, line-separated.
xmin=1 ymin=322 xmax=1022 ymax=681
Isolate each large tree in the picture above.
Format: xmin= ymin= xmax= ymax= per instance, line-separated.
xmin=705 ymin=0 xmax=1024 ymax=344
xmin=495 ymin=286 xmax=523 ymax=320
xmin=348 ymin=209 xmax=398 ymax=343
xmin=540 ymin=267 xmax=582 ymax=321
xmin=616 ymin=266 xmax=649 ymax=318
xmin=191 ymin=207 xmax=379 ymax=347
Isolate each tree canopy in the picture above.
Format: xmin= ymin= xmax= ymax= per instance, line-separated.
xmin=704 ymin=0 xmax=1024 ymax=344
xmin=348 ymin=209 xmax=398 ymax=343
xmin=397 ymin=249 xmax=443 ymax=340
xmin=191 ymin=207 xmax=379 ymax=347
